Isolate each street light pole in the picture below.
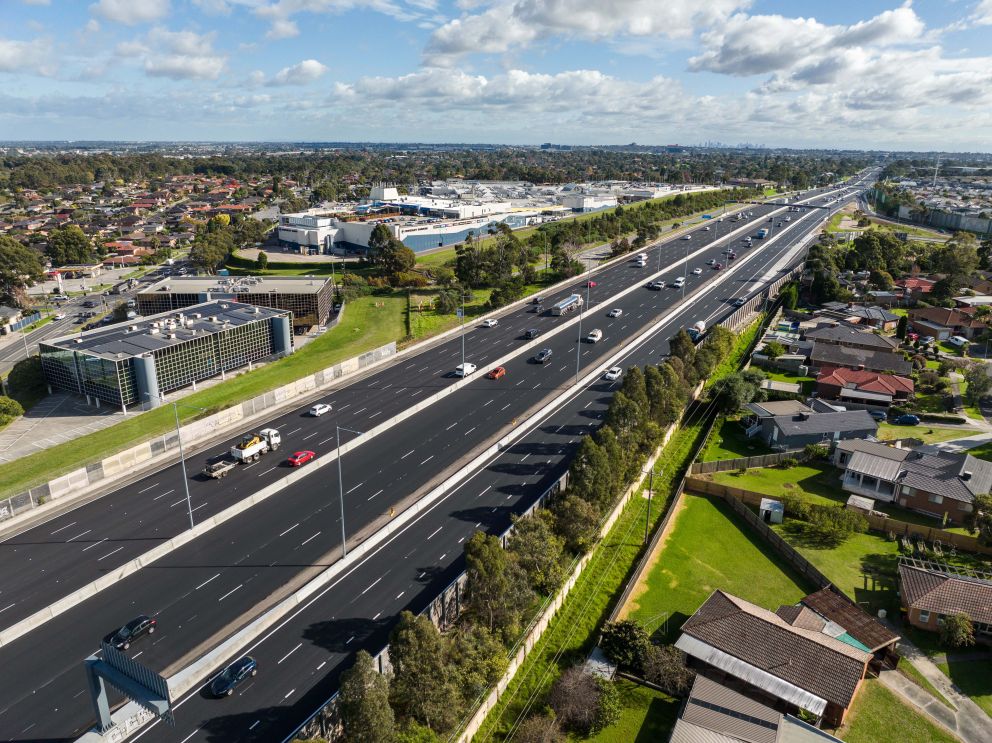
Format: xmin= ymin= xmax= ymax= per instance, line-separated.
xmin=171 ymin=401 xmax=195 ymax=531
xmin=460 ymin=294 xmax=466 ymax=370
xmin=336 ymin=425 xmax=363 ymax=559
xmin=576 ymin=281 xmax=591 ymax=384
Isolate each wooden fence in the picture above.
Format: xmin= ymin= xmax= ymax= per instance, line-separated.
xmin=690 ymin=449 xmax=806 ymax=475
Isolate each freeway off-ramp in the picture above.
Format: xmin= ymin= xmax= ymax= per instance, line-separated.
xmin=0 ymin=178 xmax=871 ymax=741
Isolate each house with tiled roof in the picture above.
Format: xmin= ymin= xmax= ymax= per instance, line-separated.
xmin=833 ymin=439 xmax=992 ymax=524
xmin=797 ymin=588 xmax=900 ymax=671
xmin=898 ymin=559 xmax=992 ymax=640
xmin=815 ymin=367 xmax=914 ymax=408
xmin=908 ymin=306 xmax=985 ymax=340
xmin=676 ymin=590 xmax=872 ymax=726
xmin=895 ymin=277 xmax=936 ymax=299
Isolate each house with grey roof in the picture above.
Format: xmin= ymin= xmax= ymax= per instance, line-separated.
xmin=676 ymin=590 xmax=872 ymax=726
xmin=744 ymin=402 xmax=877 ymax=451
xmin=809 ymin=342 xmax=912 ymax=376
xmin=804 ymin=324 xmax=899 ymax=352
xmin=833 ymin=439 xmax=992 ymax=525
xmin=898 ymin=559 xmax=992 ymax=640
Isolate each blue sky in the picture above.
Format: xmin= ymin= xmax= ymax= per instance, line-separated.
xmin=1 ymin=0 xmax=990 ymax=149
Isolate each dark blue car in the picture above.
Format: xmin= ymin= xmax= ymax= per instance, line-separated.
xmin=210 ymin=656 xmax=257 ymax=697
xmin=895 ymin=414 xmax=921 ymax=426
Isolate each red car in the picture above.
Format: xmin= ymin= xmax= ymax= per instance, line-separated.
xmin=586 ymin=280 xmax=597 ymax=288
xmin=487 ymin=366 xmax=507 ymax=380
xmin=713 ymin=263 xmax=723 ymax=270
xmin=287 ymin=450 xmax=316 ymax=467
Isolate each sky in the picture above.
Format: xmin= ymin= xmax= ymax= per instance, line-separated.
xmin=1 ymin=0 xmax=991 ymax=150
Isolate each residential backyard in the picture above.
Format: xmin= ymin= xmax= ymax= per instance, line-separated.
xmin=619 ymin=493 xmax=811 ymax=643
xmin=698 ymin=417 xmax=772 ymax=462
xmin=579 ymin=678 xmax=679 ymax=743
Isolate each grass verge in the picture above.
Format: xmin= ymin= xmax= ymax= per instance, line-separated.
xmin=838 ymin=679 xmax=959 ymax=743
xmin=582 ymin=678 xmax=679 ymax=743
xmin=0 ymin=293 xmax=406 ymax=501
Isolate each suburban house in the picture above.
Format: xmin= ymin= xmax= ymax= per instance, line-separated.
xmin=898 ymin=559 xmax=992 ymax=641
xmin=676 ymin=590 xmax=873 ymax=726
xmin=908 ymin=307 xmax=985 ymax=341
xmin=817 ymin=303 xmax=900 ymax=332
xmin=808 ymin=342 xmax=913 ymax=376
xmin=804 ymin=324 xmax=900 ymax=354
xmin=797 ymin=588 xmax=900 ymax=673
xmin=815 ymin=367 xmax=914 ymax=408
xmin=833 ymin=439 xmax=992 ymax=524
xmin=895 ymin=277 xmax=935 ymax=300
xmin=744 ymin=400 xmax=878 ymax=450
xmin=669 ymin=673 xmax=845 ymax=743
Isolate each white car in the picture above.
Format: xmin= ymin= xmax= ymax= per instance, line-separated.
xmin=682 ymin=234 xmax=692 ymax=240
xmin=586 ymin=329 xmax=603 ymax=343
xmin=608 ymin=308 xmax=623 ymax=318
xmin=481 ymin=318 xmax=498 ymax=328
xmin=54 ymin=312 xmax=67 ymax=320
xmin=691 ymin=268 xmax=702 ymax=275
xmin=309 ymin=403 xmax=332 ymax=417
xmin=703 ymin=226 xmax=711 ymax=231
xmin=604 ymin=366 xmax=623 ymax=382
xmin=454 ymin=362 xmax=477 ymax=377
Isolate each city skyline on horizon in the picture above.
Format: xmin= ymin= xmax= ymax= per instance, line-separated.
xmin=1 ymin=1 xmax=991 ymax=151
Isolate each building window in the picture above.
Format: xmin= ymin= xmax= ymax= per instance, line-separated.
xmin=928 ymin=494 xmax=944 ymax=505
xmin=959 ymin=502 xmax=974 ymax=512
xmin=902 ymin=485 xmax=912 ymax=495
xmin=919 ymin=611 xmax=931 ymax=624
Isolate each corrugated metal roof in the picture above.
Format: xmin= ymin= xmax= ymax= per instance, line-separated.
xmin=846 ymin=451 xmax=904 ymax=481
xmin=675 ymin=635 xmax=828 ymax=716
xmin=777 ymin=715 xmax=846 ymax=743
xmin=670 ymin=719 xmax=743 ymax=743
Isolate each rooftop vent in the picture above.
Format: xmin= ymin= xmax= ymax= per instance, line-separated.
xmin=210 ymin=316 xmax=219 ymax=323
xmin=167 ymin=332 xmax=176 ymax=339
xmin=128 ymin=325 xmax=138 ymax=331
xmin=963 ymin=471 xmax=973 ymax=481
xmin=149 ymin=327 xmax=160 ymax=335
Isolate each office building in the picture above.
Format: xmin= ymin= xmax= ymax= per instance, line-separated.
xmin=40 ymin=301 xmax=293 ymax=410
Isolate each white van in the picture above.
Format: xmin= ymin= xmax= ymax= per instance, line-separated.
xmin=636 ymin=253 xmax=648 ymax=262
xmin=673 ymin=277 xmax=686 ymax=288
xmin=454 ymin=362 xmax=477 ymax=377
xmin=586 ymin=329 xmax=603 ymax=343
xmin=948 ymin=336 xmax=969 ymax=348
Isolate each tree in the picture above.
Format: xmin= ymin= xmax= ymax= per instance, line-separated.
xmin=46 ymin=225 xmax=93 ymax=266
xmin=968 ymin=493 xmax=992 ymax=545
xmin=464 ymin=531 xmax=534 ymax=637
xmin=0 ymin=396 xmax=25 ymax=427
xmin=641 ymin=644 xmax=695 ymax=696
xmin=447 ymin=623 xmax=507 ymax=703
xmin=619 ymin=366 xmax=649 ymax=413
xmin=507 ymin=511 xmax=565 ymax=594
xmin=388 ymin=611 xmax=460 ymax=732
xmin=395 ymin=720 xmax=441 ymax=743
xmin=568 ymin=436 xmax=615 ymax=506
xmin=604 ymin=391 xmax=645 ymax=449
xmin=940 ymin=612 xmax=975 ymax=648
xmin=964 ymin=364 xmax=992 ymax=405
xmin=435 ymin=288 xmax=460 ymax=315
xmin=255 ymin=251 xmax=268 ymax=271
xmin=779 ymin=281 xmax=799 ymax=310
xmin=514 ymin=714 xmax=564 ymax=743
xmin=599 ymin=620 xmax=650 ymax=673
xmin=550 ymin=494 xmax=600 ymax=553
xmin=668 ymin=328 xmax=696 ymax=367
xmin=896 ymin=315 xmax=908 ymax=340
xmin=710 ymin=370 xmax=764 ymax=414
xmin=0 ymin=235 xmax=44 ymax=307
xmin=7 ymin=355 xmax=45 ymax=404
xmin=547 ymin=667 xmax=602 ymax=735
xmin=338 ymin=650 xmax=395 ymax=743
xmin=592 ymin=677 xmax=622 ymax=734
xmin=764 ymin=341 xmax=786 ymax=360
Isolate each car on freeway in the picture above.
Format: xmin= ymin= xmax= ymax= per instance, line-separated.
xmin=682 ymin=234 xmax=692 ymax=240
xmin=647 ymin=281 xmax=663 ymax=291
xmin=672 ymin=277 xmax=686 ymax=288
xmin=604 ymin=366 xmax=623 ymax=382
xmin=309 ymin=403 xmax=332 ymax=417
xmin=481 ymin=318 xmax=498 ymax=328
xmin=287 ymin=450 xmax=316 ymax=467
xmin=487 ymin=366 xmax=506 ymax=380
xmin=52 ymin=293 xmax=69 ymax=301
xmin=703 ymin=226 xmax=710 ymax=231
xmin=706 ymin=258 xmax=715 ymax=265
xmin=586 ymin=329 xmax=603 ymax=343
xmin=54 ymin=312 xmax=67 ymax=320
xmin=532 ymin=296 xmax=544 ymax=304
xmin=607 ymin=308 xmax=623 ymax=318
xmin=895 ymin=414 xmax=921 ymax=426
xmin=454 ymin=362 xmax=478 ymax=377
xmin=210 ymin=656 xmax=257 ymax=698
xmin=728 ymin=252 xmax=737 ymax=260
xmin=534 ymin=348 xmax=553 ymax=364
xmin=713 ymin=263 xmax=723 ymax=270
xmin=82 ymin=300 xmax=97 ymax=308
xmin=585 ymin=280 xmax=597 ymax=288
xmin=525 ymin=328 xmax=541 ymax=339
xmin=733 ymin=297 xmax=746 ymax=307
xmin=691 ymin=268 xmax=702 ymax=275
xmin=108 ymin=615 xmax=157 ymax=650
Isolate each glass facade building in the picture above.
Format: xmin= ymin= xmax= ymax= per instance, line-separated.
xmin=40 ymin=301 xmax=293 ymax=410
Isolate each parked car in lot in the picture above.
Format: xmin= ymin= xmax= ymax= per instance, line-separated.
xmin=309 ymin=403 xmax=332 ymax=417
xmin=604 ymin=366 xmax=623 ymax=382
xmin=481 ymin=318 xmax=498 ymax=328
xmin=108 ymin=615 xmax=157 ymax=650
xmin=921 ymin=336 xmax=936 ymax=345
xmin=454 ymin=362 xmax=477 ymax=377
xmin=287 ymin=450 xmax=316 ymax=467
xmin=487 ymin=366 xmax=506 ymax=380
xmin=895 ymin=414 xmax=920 ymax=426
xmin=534 ymin=348 xmax=553 ymax=364
xmin=210 ymin=656 xmax=257 ymax=698
xmin=949 ymin=335 xmax=969 ymax=348
xmin=607 ymin=308 xmax=623 ymax=318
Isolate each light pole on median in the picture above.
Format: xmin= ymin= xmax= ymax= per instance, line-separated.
xmin=336 ymin=424 xmax=363 ymax=559
xmin=576 ymin=281 xmax=591 ymax=384
xmin=145 ymin=392 xmax=204 ymax=531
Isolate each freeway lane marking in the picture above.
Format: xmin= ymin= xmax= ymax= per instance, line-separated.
xmin=153 ymin=489 xmax=175 ymax=501
xmin=478 ymin=485 xmax=492 ymax=499
xmin=287 ymin=427 xmax=301 ymax=435
xmin=303 ymin=432 xmax=318 ymax=440
xmin=190 ymin=503 xmax=208 ymax=514
xmin=278 ymin=643 xmax=302 ymax=664
xmin=361 ymin=577 xmax=382 ymax=595
xmin=50 ymin=521 xmax=77 ymax=535
xmin=65 ymin=529 xmax=92 ymax=543
xmin=98 ymin=547 xmax=124 ymax=561
xmin=346 ymin=482 xmax=364 ymax=494
xmin=369 ymin=410 xmax=382 ymax=419
xmin=427 ymin=526 xmax=442 ymax=540
xmin=259 ymin=466 xmax=276 ymax=477
xmin=301 ymin=531 xmax=321 ymax=546
xmin=137 ymin=482 xmax=160 ymax=494
xmin=483 ymin=399 xmax=494 ymax=407
xmin=178 ymin=731 xmax=199 ymax=743
xmin=319 ymin=437 xmax=334 ymax=445
xmin=0 ymin=603 xmax=16 ymax=614
xmin=401 ymin=450 xmax=415 ymax=459
xmin=420 ymin=455 xmax=434 ymax=465
xmin=367 ymin=489 xmax=383 ymax=501
xmin=249 ymin=721 xmax=261 ymax=731
xmin=81 ymin=537 xmax=108 ymax=552
xmin=218 ymin=584 xmax=243 ymax=602
xmin=446 ymin=421 xmax=458 ymax=430
xmin=501 ymin=403 xmax=511 ymax=411
xmin=279 ymin=523 xmax=300 ymax=537
xmin=170 ymin=498 xmax=186 ymax=507
xmin=195 ymin=574 xmax=220 ymax=590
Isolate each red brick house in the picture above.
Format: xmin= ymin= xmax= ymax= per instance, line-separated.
xmin=908 ymin=307 xmax=985 ymax=340
xmin=898 ymin=560 xmax=992 ymax=641
xmin=816 ymin=366 xmax=914 ymax=407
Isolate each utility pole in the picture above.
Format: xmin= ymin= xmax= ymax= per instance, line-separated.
xmin=644 ymin=470 xmax=653 ymax=544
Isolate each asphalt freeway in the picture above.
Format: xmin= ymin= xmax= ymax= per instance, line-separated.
xmin=0 ymin=175 xmax=874 ymax=741
xmin=0 ymin=191 xmax=811 ymax=630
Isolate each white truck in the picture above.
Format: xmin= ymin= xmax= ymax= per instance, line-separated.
xmin=551 ymin=294 xmax=584 ymax=316
xmin=231 ymin=428 xmax=281 ymax=463
xmin=687 ymin=321 xmax=706 ymax=341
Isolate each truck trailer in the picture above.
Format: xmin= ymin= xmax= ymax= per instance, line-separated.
xmin=231 ymin=428 xmax=281 ymax=463
xmin=551 ymin=294 xmax=584 ymax=316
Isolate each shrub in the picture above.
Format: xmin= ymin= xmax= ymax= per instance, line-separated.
xmin=641 ymin=644 xmax=695 ymax=696
xmin=779 ymin=457 xmax=799 ymax=469
xmin=940 ymin=612 xmax=976 ymax=648
xmin=803 ymin=443 xmax=829 ymax=460
xmin=599 ymin=620 xmax=650 ymax=673
xmin=0 ymin=395 xmax=25 ymax=426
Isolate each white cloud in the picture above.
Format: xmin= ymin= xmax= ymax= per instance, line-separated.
xmin=90 ymin=0 xmax=171 ymax=25
xmin=192 ymin=0 xmax=233 ymax=14
xmin=116 ymin=27 xmax=226 ymax=79
xmin=265 ymin=18 xmax=300 ymax=39
xmin=427 ymin=0 xmax=748 ymax=61
xmin=0 ymin=37 xmax=55 ymax=76
xmin=974 ymin=0 xmax=992 ymax=25
xmin=268 ymin=58 xmax=328 ymax=85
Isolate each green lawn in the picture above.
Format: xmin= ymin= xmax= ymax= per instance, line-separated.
xmin=0 ymin=293 xmax=408 ymax=501
xmin=699 ymin=417 xmax=772 ymax=462
xmin=407 ymin=288 xmax=494 ymax=339
xmin=966 ymin=440 xmax=992 ymax=462
xmin=875 ymin=423 xmax=967 ymax=445
xmin=579 ymin=679 xmax=679 ymax=743
xmin=761 ymin=368 xmax=816 ymax=394
xmin=838 ymin=679 xmax=959 ymax=743
xmin=622 ymin=493 xmax=811 ymax=643
xmin=936 ymin=658 xmax=992 ymax=717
